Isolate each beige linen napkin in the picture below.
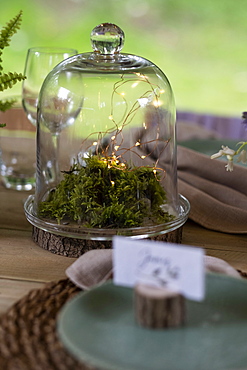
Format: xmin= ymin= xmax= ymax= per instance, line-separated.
xmin=177 ymin=146 xmax=247 ymax=233
xmin=66 ymin=250 xmax=113 ymax=290
xmin=66 ymin=250 xmax=241 ymax=290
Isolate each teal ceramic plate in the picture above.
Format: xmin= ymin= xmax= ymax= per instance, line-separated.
xmin=57 ymin=274 xmax=247 ymax=370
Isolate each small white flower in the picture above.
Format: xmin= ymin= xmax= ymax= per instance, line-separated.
xmin=222 ymin=145 xmax=236 ymax=156
xmin=225 ymin=160 xmax=234 ymax=172
xmin=211 ymin=140 xmax=247 ymax=172
xmin=211 ymin=145 xmax=236 ymax=160
xmin=237 ymin=149 xmax=247 ymax=164
xmin=211 ymin=150 xmax=224 ymax=159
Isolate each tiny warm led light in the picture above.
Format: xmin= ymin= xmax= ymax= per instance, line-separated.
xmin=111 ymin=135 xmax=116 ymax=141
xmin=141 ymin=155 xmax=146 ymax=159
xmin=120 ymin=92 xmax=125 ymax=96
xmin=109 ymin=115 xmax=113 ymax=120
xmin=153 ymin=169 xmax=157 ymax=175
xmin=153 ymin=99 xmax=162 ymax=107
xmin=111 ymin=181 xmax=115 ymax=186
xmin=135 ymin=141 xmax=140 ymax=146
xmin=114 ymin=145 xmax=120 ymax=150
xmin=93 ymin=141 xmax=98 ymax=146
xmin=160 ymin=89 xmax=165 ymax=94
xmin=143 ymin=122 xmax=147 ymax=129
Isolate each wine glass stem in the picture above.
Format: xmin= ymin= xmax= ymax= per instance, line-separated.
xmin=52 ymin=133 xmax=60 ymax=181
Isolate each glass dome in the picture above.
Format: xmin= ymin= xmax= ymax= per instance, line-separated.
xmin=24 ymin=23 xmax=189 ymax=241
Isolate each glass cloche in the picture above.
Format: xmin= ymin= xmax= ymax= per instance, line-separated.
xmin=24 ymin=23 xmax=190 ymax=242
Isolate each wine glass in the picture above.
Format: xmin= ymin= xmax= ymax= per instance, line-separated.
xmin=22 ymin=47 xmax=78 ymax=126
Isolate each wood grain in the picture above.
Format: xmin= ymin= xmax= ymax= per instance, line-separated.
xmin=182 ymin=220 xmax=247 ymax=271
xmin=0 ymin=187 xmax=32 ymax=231
xmin=0 ymin=228 xmax=74 ymax=282
xmin=134 ymin=284 xmax=185 ymax=328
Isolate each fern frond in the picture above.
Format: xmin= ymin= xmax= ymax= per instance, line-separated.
xmin=0 ymin=11 xmax=25 ymax=120
xmin=0 ymin=11 xmax=23 ymax=50
xmin=0 ymin=72 xmax=26 ymax=92
xmin=0 ymin=98 xmax=17 ymax=112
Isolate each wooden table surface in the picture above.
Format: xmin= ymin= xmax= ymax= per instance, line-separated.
xmin=0 ymin=184 xmax=247 ymax=315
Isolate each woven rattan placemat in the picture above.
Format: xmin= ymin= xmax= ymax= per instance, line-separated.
xmin=0 ymin=279 xmax=91 ymax=370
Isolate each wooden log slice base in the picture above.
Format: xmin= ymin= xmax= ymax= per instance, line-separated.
xmin=32 ymin=225 xmax=183 ymax=258
xmin=134 ymin=283 xmax=185 ymax=329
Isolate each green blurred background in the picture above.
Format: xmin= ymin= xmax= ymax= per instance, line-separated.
xmin=1 ymin=0 xmax=247 ymax=117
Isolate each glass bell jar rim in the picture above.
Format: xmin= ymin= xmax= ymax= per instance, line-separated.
xmin=24 ymin=194 xmax=190 ymax=241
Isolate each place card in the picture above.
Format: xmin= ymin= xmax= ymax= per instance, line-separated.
xmin=113 ymin=236 xmax=205 ymax=301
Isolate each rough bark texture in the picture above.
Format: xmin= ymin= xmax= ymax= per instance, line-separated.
xmin=134 ymin=284 xmax=185 ymax=329
xmin=32 ymin=225 xmax=183 ymax=258
xmin=32 ymin=226 xmax=112 ymax=257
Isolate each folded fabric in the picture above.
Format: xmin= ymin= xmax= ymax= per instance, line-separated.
xmin=177 ymin=146 xmax=247 ymax=233
xmin=66 ymin=249 xmax=113 ymax=290
xmin=204 ymin=255 xmax=240 ymax=278
xmin=66 ymin=250 xmax=241 ymax=291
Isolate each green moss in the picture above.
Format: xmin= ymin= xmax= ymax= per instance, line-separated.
xmin=39 ymin=155 xmax=174 ymax=228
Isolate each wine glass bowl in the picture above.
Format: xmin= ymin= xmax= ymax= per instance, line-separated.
xmin=22 ymin=47 xmax=78 ymax=126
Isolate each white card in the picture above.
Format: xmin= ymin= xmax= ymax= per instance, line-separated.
xmin=113 ymin=236 xmax=205 ymax=301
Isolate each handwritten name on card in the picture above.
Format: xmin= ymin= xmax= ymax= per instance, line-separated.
xmin=113 ymin=236 xmax=205 ymax=301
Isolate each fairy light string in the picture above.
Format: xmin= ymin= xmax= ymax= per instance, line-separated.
xmin=77 ymin=72 xmax=170 ymax=181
